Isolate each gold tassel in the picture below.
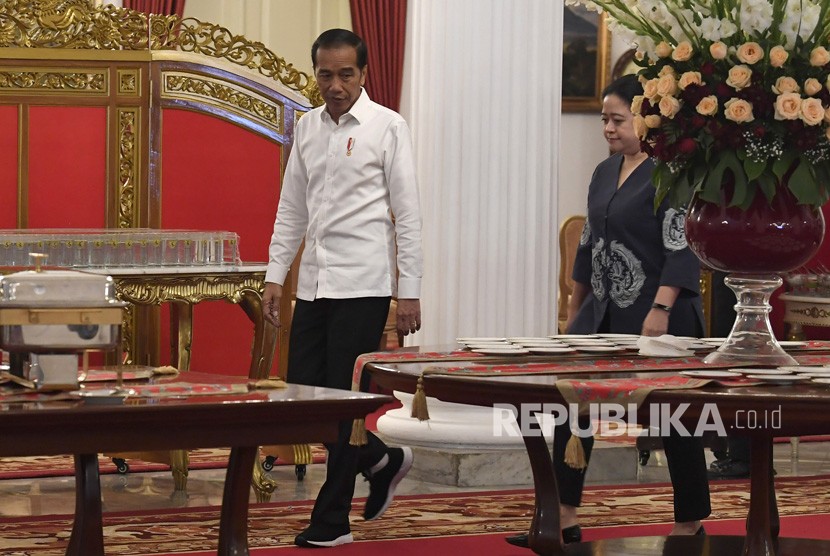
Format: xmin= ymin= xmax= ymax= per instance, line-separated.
xmin=410 ymin=376 xmax=430 ymax=421
xmin=349 ymin=418 xmax=368 ymax=446
xmin=564 ymin=435 xmax=587 ymax=470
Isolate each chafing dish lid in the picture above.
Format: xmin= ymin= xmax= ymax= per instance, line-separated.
xmin=0 ymin=268 xmax=124 ymax=307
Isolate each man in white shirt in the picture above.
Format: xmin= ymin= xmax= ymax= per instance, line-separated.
xmin=262 ymin=28 xmax=423 ymax=548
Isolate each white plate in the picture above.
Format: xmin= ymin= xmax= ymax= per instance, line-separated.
xmin=508 ymin=337 xmax=558 ymax=342
xmin=549 ymin=334 xmax=598 ymax=339
xmin=464 ymin=342 xmax=516 ymax=349
xmin=596 ymin=333 xmax=640 ymax=339
xmin=778 ymin=366 xmax=830 ymax=373
xmin=778 ymin=341 xmax=808 ymax=348
xmin=528 ymin=347 xmax=577 ymax=355
xmin=745 ymin=374 xmax=810 ymax=384
xmin=576 ymin=346 xmax=626 ymax=353
xmin=794 ymin=371 xmax=830 ymax=377
xmin=702 ymin=337 xmax=728 ymax=342
xmin=515 ymin=341 xmax=568 ymax=348
xmin=562 ymin=339 xmax=615 ymax=345
xmin=811 ymin=378 xmax=830 ymax=385
xmin=457 ymin=337 xmax=507 ymax=343
xmin=731 ymin=368 xmax=793 ymax=375
xmin=680 ymin=370 xmax=743 ymax=379
xmin=472 ymin=348 xmax=530 ymax=355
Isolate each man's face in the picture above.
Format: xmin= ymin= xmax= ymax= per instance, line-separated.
xmin=314 ymin=45 xmax=367 ymax=122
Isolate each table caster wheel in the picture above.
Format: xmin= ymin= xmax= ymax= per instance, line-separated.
xmin=638 ymin=450 xmax=650 ymax=466
xmin=112 ymin=458 xmax=130 ymax=474
xmin=295 ymin=464 xmax=306 ymax=481
xmin=262 ymin=455 xmax=276 ymax=472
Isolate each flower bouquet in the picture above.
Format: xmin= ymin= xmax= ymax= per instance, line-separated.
xmin=566 ymin=0 xmax=830 ymax=364
xmin=568 ymin=0 xmax=830 ymax=209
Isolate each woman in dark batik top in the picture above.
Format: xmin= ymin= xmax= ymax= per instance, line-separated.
xmin=507 ymin=75 xmax=710 ymax=550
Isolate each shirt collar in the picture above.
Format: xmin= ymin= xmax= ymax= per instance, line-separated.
xmin=320 ymin=88 xmax=371 ymax=124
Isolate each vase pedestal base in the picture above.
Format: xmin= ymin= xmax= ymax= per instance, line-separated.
xmin=704 ymin=275 xmax=797 ymax=367
xmin=704 ymin=332 xmax=797 ymax=367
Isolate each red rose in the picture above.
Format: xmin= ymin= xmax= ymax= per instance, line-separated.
xmin=677 ymin=138 xmax=697 ymax=154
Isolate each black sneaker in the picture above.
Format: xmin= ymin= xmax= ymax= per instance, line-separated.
xmin=362 ymin=446 xmax=413 ymax=521
xmin=707 ymin=458 xmax=750 ymax=479
xmin=294 ymin=524 xmax=353 ymax=548
xmin=505 ymin=525 xmax=582 ymax=548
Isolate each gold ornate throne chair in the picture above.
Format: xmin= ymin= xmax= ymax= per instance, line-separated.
xmin=557 ymin=215 xmax=586 ymax=333
xmin=0 ymin=0 xmax=323 ymax=497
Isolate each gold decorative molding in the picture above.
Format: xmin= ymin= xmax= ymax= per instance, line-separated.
xmin=117 ymin=108 xmax=139 ymax=228
xmin=114 ymin=272 xmax=264 ymax=306
xmin=0 ymin=1 xmax=322 ymax=106
xmin=0 ymin=67 xmax=106 ymax=93
xmin=162 ymin=71 xmax=283 ymax=133
xmin=117 ymin=67 xmax=139 ymax=95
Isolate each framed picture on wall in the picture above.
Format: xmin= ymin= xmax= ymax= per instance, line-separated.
xmin=562 ymin=5 xmax=611 ymax=113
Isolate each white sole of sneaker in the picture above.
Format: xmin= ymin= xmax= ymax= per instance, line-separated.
xmin=298 ymin=532 xmax=354 ymax=547
xmin=365 ymin=446 xmax=413 ymax=521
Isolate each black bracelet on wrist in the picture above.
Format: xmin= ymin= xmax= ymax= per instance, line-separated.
xmin=651 ymin=302 xmax=672 ymax=313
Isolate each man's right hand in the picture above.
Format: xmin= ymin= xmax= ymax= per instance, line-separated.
xmin=262 ymin=283 xmax=283 ymax=327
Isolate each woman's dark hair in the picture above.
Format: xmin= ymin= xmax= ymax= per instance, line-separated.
xmin=601 ymin=74 xmax=643 ymax=106
xmin=312 ymin=29 xmax=368 ymax=69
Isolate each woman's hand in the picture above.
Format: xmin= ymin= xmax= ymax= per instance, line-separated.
xmin=641 ymin=308 xmax=669 ymax=337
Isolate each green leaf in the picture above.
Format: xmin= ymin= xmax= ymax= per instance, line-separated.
xmin=743 ymin=157 xmax=767 ymax=182
xmin=788 ymin=158 xmax=819 ymax=204
xmin=757 ymin=173 xmax=777 ymax=202
xmin=773 ymin=150 xmax=797 ymax=180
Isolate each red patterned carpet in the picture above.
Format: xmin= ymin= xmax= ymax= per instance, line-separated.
xmin=2 ymin=476 xmax=830 ymax=555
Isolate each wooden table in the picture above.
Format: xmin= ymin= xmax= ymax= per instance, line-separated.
xmin=0 ymin=373 xmax=391 ymax=556
xmin=364 ymin=348 xmax=830 ymax=556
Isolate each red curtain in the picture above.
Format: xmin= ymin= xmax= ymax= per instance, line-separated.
xmin=349 ymin=0 xmax=407 ymax=112
xmin=123 ymin=0 xmax=185 ymax=17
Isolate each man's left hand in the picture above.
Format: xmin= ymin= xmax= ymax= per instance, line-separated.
xmin=397 ymin=298 xmax=421 ymax=336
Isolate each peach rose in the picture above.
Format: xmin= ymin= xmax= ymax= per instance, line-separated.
xmin=655 ymin=41 xmax=672 ymax=58
xmin=775 ymin=92 xmax=802 ymax=120
xmin=810 ymin=46 xmax=830 ymax=67
xmin=659 ymin=65 xmax=677 ymax=77
xmin=709 ymin=41 xmax=728 ymax=60
xmin=773 ymin=76 xmax=800 ymax=94
xmin=801 ymin=97 xmax=825 ymax=126
xmin=696 ymin=95 xmax=719 ymax=116
xmin=643 ymin=78 xmax=660 ymax=101
xmin=630 ymin=95 xmax=644 ymax=116
xmin=724 ymin=98 xmax=754 ymax=123
xmin=645 ymin=114 xmax=662 ymax=128
xmin=805 ymin=78 xmax=823 ymax=96
xmin=672 ymin=41 xmax=694 ymax=62
xmin=656 ymin=74 xmax=679 ymax=97
xmin=826 ymin=126 xmax=830 ymax=141
xmin=659 ymin=96 xmax=682 ymax=119
xmin=726 ymin=65 xmax=753 ymax=90
xmin=632 ymin=114 xmax=648 ymax=140
xmin=769 ymin=45 xmax=789 ymax=68
xmin=824 ymin=106 xmax=830 ymax=124
xmin=736 ymin=42 xmax=764 ymax=65
xmin=678 ymin=71 xmax=703 ymax=90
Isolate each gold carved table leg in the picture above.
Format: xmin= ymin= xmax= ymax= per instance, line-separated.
xmin=170 ymin=301 xmax=194 ymax=372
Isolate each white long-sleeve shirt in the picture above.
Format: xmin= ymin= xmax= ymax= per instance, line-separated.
xmin=265 ymin=89 xmax=423 ymax=301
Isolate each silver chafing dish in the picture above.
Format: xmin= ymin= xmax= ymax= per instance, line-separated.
xmin=0 ymin=254 xmax=126 ymax=390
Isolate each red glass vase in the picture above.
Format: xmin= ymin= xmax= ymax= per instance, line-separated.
xmin=685 ymin=185 xmax=825 ymax=366
xmin=685 ymin=187 xmax=825 ymax=273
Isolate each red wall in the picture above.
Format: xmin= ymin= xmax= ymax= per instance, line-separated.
xmin=160 ymin=108 xmax=282 ymax=375
xmin=28 ymin=107 xmax=107 ymax=228
xmin=0 ymin=106 xmax=18 ymax=228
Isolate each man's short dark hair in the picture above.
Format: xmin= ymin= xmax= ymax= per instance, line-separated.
xmin=312 ymin=28 xmax=368 ymax=69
